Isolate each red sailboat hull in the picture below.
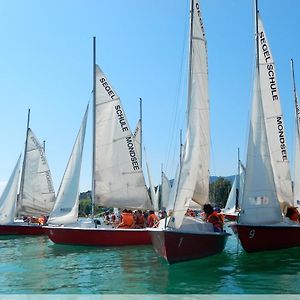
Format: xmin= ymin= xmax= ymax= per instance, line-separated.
xmin=149 ymin=229 xmax=230 ymax=264
xmin=0 ymin=224 xmax=45 ymax=235
xmin=44 ymin=226 xmax=152 ymax=246
xmin=235 ymin=224 xmax=300 ymax=252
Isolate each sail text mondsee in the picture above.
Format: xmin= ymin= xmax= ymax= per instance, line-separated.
xmin=277 ymin=116 xmax=288 ymax=161
xmin=126 ymin=136 xmax=140 ymax=171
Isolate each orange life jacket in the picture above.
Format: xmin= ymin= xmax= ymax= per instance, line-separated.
xmin=147 ymin=213 xmax=159 ymax=227
xmin=207 ymin=211 xmax=223 ymax=230
xmin=119 ymin=212 xmax=134 ymax=228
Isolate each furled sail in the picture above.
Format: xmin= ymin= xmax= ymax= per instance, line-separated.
xmin=168 ymin=0 xmax=209 ymax=228
xmin=0 ymin=156 xmax=21 ymax=224
xmin=18 ymin=129 xmax=56 ymax=216
xmin=48 ymin=106 xmax=88 ymax=224
xmin=94 ymin=65 xmax=152 ymax=209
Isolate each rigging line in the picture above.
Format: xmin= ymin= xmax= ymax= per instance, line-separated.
xmin=164 ymin=0 xmax=189 ymax=177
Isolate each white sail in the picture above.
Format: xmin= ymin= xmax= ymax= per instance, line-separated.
xmin=145 ymin=152 xmax=158 ymax=211
xmin=239 ymin=33 xmax=282 ymax=224
xmin=224 ymin=165 xmax=245 ymax=214
xmin=94 ymin=65 xmax=152 ymax=209
xmin=161 ymin=171 xmax=171 ymax=210
xmin=133 ymin=119 xmax=141 ymax=165
xmin=0 ymin=156 xmax=21 ymax=224
xmin=168 ymin=0 xmax=209 ymax=229
xmin=18 ymin=129 xmax=56 ymax=216
xmin=257 ymin=15 xmax=293 ymax=206
xmin=224 ymin=175 xmax=238 ymax=215
xmin=48 ymin=106 xmax=88 ymax=224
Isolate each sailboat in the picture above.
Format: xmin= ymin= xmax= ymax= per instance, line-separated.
xmin=223 ymin=154 xmax=245 ymax=222
xmin=0 ymin=110 xmax=56 ymax=235
xmin=235 ymin=1 xmax=300 ymax=253
xmin=148 ymin=0 xmax=230 ymax=264
xmin=44 ymin=37 xmax=153 ymax=246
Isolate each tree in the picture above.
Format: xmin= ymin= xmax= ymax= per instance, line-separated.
xmin=209 ymin=177 xmax=232 ymax=208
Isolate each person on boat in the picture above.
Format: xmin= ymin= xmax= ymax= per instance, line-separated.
xmin=133 ymin=210 xmax=146 ymax=228
xmin=103 ymin=211 xmax=110 ymax=225
xmin=147 ymin=210 xmax=159 ymax=227
xmin=38 ymin=215 xmax=47 ymax=225
xmin=203 ymin=204 xmax=224 ymax=232
xmin=286 ymin=206 xmax=300 ymax=223
xmin=116 ymin=209 xmax=134 ymax=229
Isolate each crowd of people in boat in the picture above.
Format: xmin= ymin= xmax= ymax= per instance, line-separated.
xmin=102 ymin=209 xmax=164 ymax=229
xmin=20 ymin=202 xmax=300 ymax=231
xmin=100 ymin=204 xmax=226 ymax=232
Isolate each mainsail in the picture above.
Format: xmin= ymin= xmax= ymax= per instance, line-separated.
xmin=257 ymin=15 xmax=293 ymax=206
xmin=239 ymin=13 xmax=285 ymax=224
xmin=18 ymin=129 xmax=56 ymax=216
xmin=94 ymin=65 xmax=152 ymax=209
xmin=48 ymin=105 xmax=88 ymax=224
xmin=0 ymin=156 xmax=21 ymax=224
xmin=168 ymin=0 xmax=209 ymax=229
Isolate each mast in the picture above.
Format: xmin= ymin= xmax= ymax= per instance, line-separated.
xmin=139 ymin=97 xmax=143 ymax=168
xmin=187 ymin=0 xmax=194 ymax=119
xmin=255 ymin=0 xmax=259 ymax=70
xmin=236 ymin=148 xmax=240 ymax=210
xmin=291 ymin=59 xmax=299 ymax=126
xmin=18 ymin=108 xmax=30 ymax=216
xmin=291 ymin=59 xmax=300 ymax=200
xmin=91 ymin=36 xmax=96 ymax=217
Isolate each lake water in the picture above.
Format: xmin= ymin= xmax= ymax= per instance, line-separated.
xmin=1 ymin=224 xmax=300 ymax=298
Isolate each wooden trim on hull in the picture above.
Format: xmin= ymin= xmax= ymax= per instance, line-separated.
xmin=149 ymin=230 xmax=230 ymax=264
xmin=0 ymin=224 xmax=45 ymax=235
xmin=236 ymin=224 xmax=300 ymax=252
xmin=44 ymin=227 xmax=152 ymax=246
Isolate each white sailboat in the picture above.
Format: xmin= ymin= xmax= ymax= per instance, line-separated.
xmin=0 ymin=109 xmax=56 ymax=235
xmin=148 ymin=0 xmax=230 ymax=264
xmin=223 ymin=159 xmax=245 ymax=222
xmin=45 ymin=37 xmax=153 ymax=246
xmin=235 ymin=1 xmax=300 ymax=253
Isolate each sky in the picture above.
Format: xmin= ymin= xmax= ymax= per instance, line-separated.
xmin=0 ymin=0 xmax=300 ymax=194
